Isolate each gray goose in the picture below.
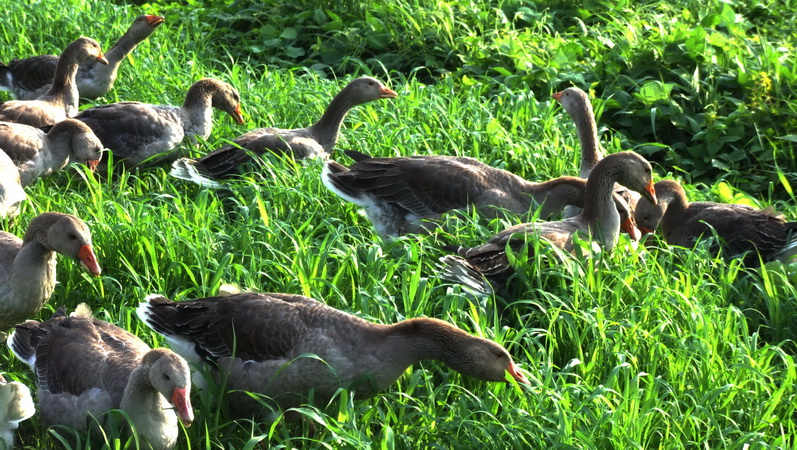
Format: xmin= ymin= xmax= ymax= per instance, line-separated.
xmin=553 ymin=86 xmax=641 ymax=220
xmin=8 ymin=304 xmax=193 ymax=450
xmin=0 ymin=37 xmax=107 ymax=128
xmin=635 ymin=179 xmax=797 ymax=266
xmin=323 ymin=149 xmax=637 ymax=237
xmin=0 ymin=152 xmax=25 ymax=218
xmin=137 ymin=292 xmax=529 ymax=419
xmin=0 ymin=374 xmax=35 ymax=449
xmin=0 ymin=212 xmax=101 ymax=330
xmin=170 ymin=76 xmax=398 ymax=187
xmin=75 ymin=78 xmax=244 ymax=169
xmin=442 ymin=151 xmax=657 ymax=285
xmin=0 ymin=15 xmax=165 ymax=100
xmin=0 ymin=119 xmax=103 ymax=186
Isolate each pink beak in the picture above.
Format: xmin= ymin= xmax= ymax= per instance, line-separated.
xmin=77 ymin=244 xmax=101 ymax=276
xmin=171 ymin=387 xmax=194 ymax=427
xmin=507 ymin=361 xmax=530 ymax=385
xmin=379 ymin=86 xmax=399 ymax=99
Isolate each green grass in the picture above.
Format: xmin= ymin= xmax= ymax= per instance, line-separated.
xmin=1 ymin=0 xmax=796 ymax=448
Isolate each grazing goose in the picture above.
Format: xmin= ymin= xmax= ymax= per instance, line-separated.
xmin=0 ymin=212 xmax=101 ymax=330
xmin=75 ymin=78 xmax=244 ymax=169
xmin=323 ymin=149 xmax=636 ymax=237
xmin=553 ymin=86 xmax=641 ymax=219
xmin=0 ymin=37 xmax=107 ymax=128
xmin=170 ymin=76 xmax=398 ymax=187
xmin=8 ymin=304 xmax=193 ymax=450
xmin=0 ymin=152 xmax=26 ymax=218
xmin=442 ymin=151 xmax=657 ymax=285
xmin=137 ymin=292 xmax=529 ymax=418
xmin=0 ymin=15 xmax=165 ymax=100
xmin=0 ymin=119 xmax=103 ymax=186
xmin=635 ymin=179 xmax=797 ymax=266
xmin=0 ymin=374 xmax=35 ymax=449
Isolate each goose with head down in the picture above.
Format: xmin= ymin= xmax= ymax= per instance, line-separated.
xmin=8 ymin=304 xmax=193 ymax=450
xmin=0 ymin=37 xmax=107 ymax=128
xmin=170 ymin=76 xmax=398 ymax=187
xmin=0 ymin=212 xmax=101 ymax=330
xmin=75 ymin=77 xmax=244 ymax=170
xmin=442 ymin=151 xmax=656 ymax=287
xmin=0 ymin=15 xmax=165 ymax=100
xmin=137 ymin=292 xmax=529 ymax=419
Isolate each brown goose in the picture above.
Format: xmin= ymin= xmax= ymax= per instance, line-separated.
xmin=0 ymin=152 xmax=25 ymax=218
xmin=442 ymin=151 xmax=657 ymax=285
xmin=137 ymin=292 xmax=529 ymax=418
xmin=0 ymin=37 xmax=107 ymax=128
xmin=0 ymin=374 xmax=35 ymax=449
xmin=553 ymin=86 xmax=641 ymax=220
xmin=323 ymin=149 xmax=636 ymax=237
xmin=75 ymin=78 xmax=244 ymax=169
xmin=170 ymin=76 xmax=398 ymax=187
xmin=0 ymin=212 xmax=101 ymax=330
xmin=635 ymin=179 xmax=797 ymax=266
xmin=8 ymin=304 xmax=193 ymax=450
xmin=0 ymin=15 xmax=165 ymax=100
xmin=0 ymin=119 xmax=103 ymax=186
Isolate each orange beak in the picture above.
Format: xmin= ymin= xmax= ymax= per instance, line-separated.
xmin=171 ymin=387 xmax=194 ymax=427
xmin=87 ymin=159 xmax=99 ymax=171
xmin=621 ymin=217 xmax=639 ymax=241
xmin=639 ymin=225 xmax=656 ymax=235
xmin=642 ymin=180 xmax=657 ymax=206
xmin=77 ymin=244 xmax=101 ymax=276
xmin=506 ymin=361 xmax=530 ymax=385
xmin=96 ymin=52 xmax=109 ymax=65
xmin=552 ymin=91 xmax=564 ymax=101
xmin=379 ymin=86 xmax=398 ymax=99
xmin=146 ymin=15 xmax=166 ymax=27
xmin=231 ymin=105 xmax=245 ymax=124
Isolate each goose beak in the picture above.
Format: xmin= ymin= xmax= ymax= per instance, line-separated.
xmin=506 ymin=361 xmax=530 ymax=386
xmin=552 ymin=91 xmax=564 ymax=101
xmin=87 ymin=159 xmax=100 ymax=171
xmin=230 ymin=105 xmax=245 ymax=124
xmin=642 ymin=180 xmax=657 ymax=206
xmin=96 ymin=53 xmax=109 ymax=65
xmin=77 ymin=244 xmax=102 ymax=276
xmin=146 ymin=15 xmax=166 ymax=27
xmin=621 ymin=217 xmax=639 ymax=241
xmin=171 ymin=387 xmax=194 ymax=427
xmin=639 ymin=225 xmax=655 ymax=235
xmin=379 ymin=87 xmax=398 ymax=99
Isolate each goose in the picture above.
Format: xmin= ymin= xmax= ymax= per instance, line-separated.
xmin=0 ymin=37 xmax=107 ymax=128
xmin=0 ymin=374 xmax=35 ymax=449
xmin=442 ymin=151 xmax=657 ymax=286
xmin=0 ymin=152 xmax=26 ymax=218
xmin=170 ymin=76 xmax=398 ymax=187
xmin=635 ymin=179 xmax=797 ymax=266
xmin=0 ymin=15 xmax=165 ymax=100
xmin=74 ymin=78 xmax=244 ymax=170
xmin=323 ymin=149 xmax=637 ymax=237
xmin=136 ymin=292 xmax=529 ymax=419
xmin=0 ymin=212 xmax=101 ymax=330
xmin=8 ymin=304 xmax=193 ymax=450
xmin=0 ymin=119 xmax=103 ymax=186
xmin=553 ymin=86 xmax=641 ymax=219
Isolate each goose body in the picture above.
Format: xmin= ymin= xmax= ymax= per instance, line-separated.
xmin=0 ymin=15 xmax=164 ymax=100
xmin=0 ymin=152 xmax=26 ymax=218
xmin=323 ymin=149 xmax=595 ymax=236
xmin=444 ymin=151 xmax=657 ymax=283
xmin=8 ymin=305 xmax=193 ymax=449
xmin=75 ymin=78 xmax=244 ymax=169
xmin=0 ymin=374 xmax=35 ymax=449
xmin=170 ymin=76 xmax=397 ymax=187
xmin=137 ymin=292 xmax=529 ymax=418
xmin=635 ymin=179 xmax=797 ymax=266
xmin=0 ymin=119 xmax=103 ymax=186
xmin=0 ymin=212 xmax=101 ymax=329
xmin=0 ymin=37 xmax=107 ymax=128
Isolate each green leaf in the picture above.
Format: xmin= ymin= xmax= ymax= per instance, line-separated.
xmin=280 ymin=27 xmax=298 ymax=39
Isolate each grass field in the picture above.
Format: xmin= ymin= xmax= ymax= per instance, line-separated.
xmin=1 ymin=0 xmax=796 ymax=448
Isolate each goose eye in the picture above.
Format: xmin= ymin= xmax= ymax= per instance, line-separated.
xmin=164 ymin=374 xmax=171 ymax=381
xmin=69 ymin=233 xmax=78 ymax=240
